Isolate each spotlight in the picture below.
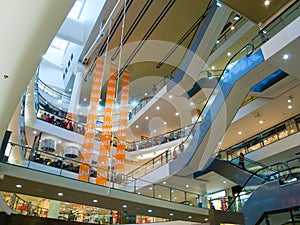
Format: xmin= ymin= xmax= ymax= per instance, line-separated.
xmin=233 ymin=14 xmax=240 ymax=20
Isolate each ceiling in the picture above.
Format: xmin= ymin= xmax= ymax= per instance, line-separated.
xmin=1 ymin=0 xmax=300 ymax=220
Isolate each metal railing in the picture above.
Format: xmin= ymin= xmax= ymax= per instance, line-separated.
xmin=1 ymin=192 xmax=48 ymax=217
xmin=125 ymin=1 xmax=300 ymax=180
xmin=3 ymin=142 xmax=210 ymax=209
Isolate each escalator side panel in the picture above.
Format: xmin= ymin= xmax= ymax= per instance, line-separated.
xmin=170 ymin=50 xmax=265 ymax=175
xmin=241 ymin=181 xmax=300 ymax=225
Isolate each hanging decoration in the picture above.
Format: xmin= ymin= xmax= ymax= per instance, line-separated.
xmin=114 ymin=70 xmax=130 ymax=174
xmin=78 ymin=57 xmax=104 ymax=182
xmin=96 ymin=62 xmax=118 ymax=185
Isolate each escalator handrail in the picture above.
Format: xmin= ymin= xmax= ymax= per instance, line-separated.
xmin=227 ymin=160 xmax=293 ymax=211
xmin=126 ymin=39 xmax=258 ymax=178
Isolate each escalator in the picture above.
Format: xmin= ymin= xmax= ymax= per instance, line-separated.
xmin=228 ymin=158 xmax=300 ymax=225
xmin=127 ymin=8 xmax=300 ymax=184
xmin=193 ymin=157 xmax=266 ymax=187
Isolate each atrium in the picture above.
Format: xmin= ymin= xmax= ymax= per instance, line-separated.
xmin=0 ymin=0 xmax=300 ymax=224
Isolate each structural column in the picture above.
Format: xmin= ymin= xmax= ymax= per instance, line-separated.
xmin=66 ymin=71 xmax=84 ymax=121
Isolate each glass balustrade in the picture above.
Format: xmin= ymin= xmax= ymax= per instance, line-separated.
xmin=2 ymin=142 xmax=210 ymax=210
xmin=219 ymin=114 xmax=300 ymax=162
xmin=1 ymin=191 xmax=48 ymax=217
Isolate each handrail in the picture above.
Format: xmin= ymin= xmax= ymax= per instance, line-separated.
xmin=126 ymin=32 xmax=259 ymax=179
xmin=227 ymin=159 xmax=295 ymax=211
xmin=1 ymin=192 xmax=48 ymax=217
xmin=37 ymin=78 xmax=71 ymax=100
xmin=219 ymin=113 xmax=300 ymax=161
xmin=3 ymin=142 xmax=211 ymax=209
xmin=125 ymin=0 xmax=299 ymax=179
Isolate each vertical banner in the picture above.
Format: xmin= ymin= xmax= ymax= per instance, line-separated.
xmin=96 ymin=62 xmax=118 ymax=185
xmin=114 ymin=70 xmax=130 ymax=174
xmin=78 ymin=57 xmax=104 ymax=181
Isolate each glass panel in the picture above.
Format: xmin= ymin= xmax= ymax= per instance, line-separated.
xmin=268 ymin=211 xmax=291 ymax=225
xmin=154 ymin=185 xmax=171 ymax=201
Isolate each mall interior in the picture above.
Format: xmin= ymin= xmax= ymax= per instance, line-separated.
xmin=0 ymin=0 xmax=300 ymax=225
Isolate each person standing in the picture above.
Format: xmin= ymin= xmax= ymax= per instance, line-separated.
xmin=238 ymin=152 xmax=245 ymax=169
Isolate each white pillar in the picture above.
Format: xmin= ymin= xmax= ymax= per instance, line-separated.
xmin=67 ymin=71 xmax=84 ymax=120
xmin=47 ymin=200 xmax=61 ymax=219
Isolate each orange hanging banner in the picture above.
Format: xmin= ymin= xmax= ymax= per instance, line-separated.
xmin=78 ymin=57 xmax=104 ymax=181
xmin=114 ymin=70 xmax=130 ymax=174
xmin=96 ymin=62 xmax=118 ymax=185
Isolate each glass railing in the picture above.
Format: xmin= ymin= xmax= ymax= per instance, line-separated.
xmin=211 ymin=17 xmax=248 ymax=54
xmin=219 ymin=113 xmax=300 ymax=162
xmin=228 ymin=159 xmax=299 ymax=212
xmin=124 ymin=1 xmax=299 ymax=180
xmin=2 ymin=142 xmax=210 ymax=209
xmin=37 ymin=78 xmax=71 ymax=104
xmin=1 ymin=191 xmax=48 ymax=217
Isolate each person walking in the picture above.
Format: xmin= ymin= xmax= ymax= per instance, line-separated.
xmin=238 ymin=152 xmax=245 ymax=169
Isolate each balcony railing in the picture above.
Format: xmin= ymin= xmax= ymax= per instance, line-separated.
xmin=2 ymin=142 xmax=210 ymax=209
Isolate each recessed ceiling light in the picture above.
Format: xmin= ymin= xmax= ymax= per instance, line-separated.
xmin=233 ymin=14 xmax=240 ymax=20
xmin=164 ymin=121 xmax=167 ymax=125
xmin=148 ymin=209 xmax=152 ymax=213
xmin=227 ymin=52 xmax=232 ymax=57
xmin=33 ymin=130 xmax=37 ymax=134
xmin=58 ymin=192 xmax=63 ymax=196
xmin=190 ymin=102 xmax=194 ymax=106
xmin=83 ymin=98 xmax=87 ymax=101
xmin=137 ymin=192 xmax=141 ymax=195
xmin=145 ymin=116 xmax=149 ymax=120
xmin=170 ymin=213 xmax=174 ymax=216
xmin=283 ymin=54 xmax=289 ymax=60
xmin=145 ymin=93 xmax=148 ymax=96
xmin=230 ymin=26 xmax=235 ymax=30
xmin=188 ymin=216 xmax=192 ymax=219
xmin=287 ymin=99 xmax=292 ymax=103
xmin=168 ymin=95 xmax=173 ymax=99
xmin=211 ymin=66 xmax=215 ymax=70
xmin=264 ymin=0 xmax=270 ymax=6
xmin=58 ymin=99 xmax=62 ymax=104
xmin=205 ymin=218 xmax=208 ymax=221
xmin=288 ymin=105 xmax=293 ymax=109
xmin=186 ymin=185 xmax=189 ymax=188
xmin=58 ymin=140 xmax=62 ymax=144
xmin=149 ymin=187 xmax=153 ymax=190
xmin=175 ymin=112 xmax=179 ymax=116
xmin=153 ymin=130 xmax=157 ymax=133
xmin=238 ymin=131 xmax=242 ymax=135
xmin=93 ymin=199 xmax=98 ymax=203
xmin=158 ymin=195 xmax=162 ymax=198
xmin=163 ymin=181 xmax=166 ymax=184
xmin=216 ymin=40 xmax=220 ymax=44
xmin=123 ymin=205 xmax=127 ymax=208
xmin=59 ymin=107 xmax=62 ymax=110
xmin=156 ymin=106 xmax=160 ymax=110
xmin=259 ymin=120 xmax=264 ymax=124
xmin=16 ymin=184 xmax=22 ymax=188
xmin=223 ymin=181 xmax=227 ymax=184
xmin=216 ymin=1 xmax=222 ymax=7
xmin=135 ymin=125 xmax=139 ymax=128
xmin=69 ymin=89 xmax=72 ymax=92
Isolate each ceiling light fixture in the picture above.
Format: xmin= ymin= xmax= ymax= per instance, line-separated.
xmin=156 ymin=106 xmax=160 ymax=110
xmin=188 ymin=216 xmax=192 ymax=219
xmin=283 ymin=54 xmax=289 ymax=60
xmin=211 ymin=66 xmax=216 ymax=70
xmin=227 ymin=52 xmax=232 ymax=57
xmin=233 ymin=14 xmax=240 ymax=20
xmin=145 ymin=116 xmax=149 ymax=120
xmin=135 ymin=125 xmax=139 ymax=128
xmin=259 ymin=120 xmax=264 ymax=124
xmin=58 ymin=192 xmax=63 ymax=196
xmin=148 ymin=209 xmax=152 ymax=213
xmin=231 ymin=26 xmax=235 ymax=30
xmin=216 ymin=1 xmax=222 ymax=7
xmin=16 ymin=184 xmax=22 ymax=188
xmin=123 ymin=205 xmax=127 ymax=208
xmin=93 ymin=199 xmax=98 ymax=203
xmin=264 ymin=0 xmax=270 ymax=6
xmin=164 ymin=121 xmax=167 ymax=125
xmin=175 ymin=112 xmax=179 ymax=116
xmin=288 ymin=105 xmax=293 ymax=109
xmin=170 ymin=213 xmax=174 ymax=216
xmin=238 ymin=131 xmax=242 ymax=135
